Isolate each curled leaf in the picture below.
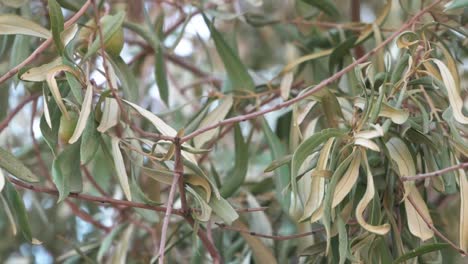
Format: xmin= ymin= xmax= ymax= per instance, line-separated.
xmin=194 ymin=95 xmax=233 ymax=149
xmin=97 ymin=98 xmax=120 ymax=133
xmin=432 ymin=59 xmax=468 ymax=124
xmin=69 ymin=84 xmax=93 ymax=144
xmin=0 ymin=14 xmax=51 ymax=39
xmin=0 ymin=147 xmax=38 ymax=183
xmin=459 ymin=169 xmax=468 ymax=253
xmin=111 ymin=137 xmax=132 ymax=201
xmin=356 ymin=149 xmax=390 ymax=235
xmin=332 ymin=149 xmax=361 ymax=208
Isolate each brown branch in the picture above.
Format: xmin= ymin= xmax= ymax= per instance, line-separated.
xmin=158 ymin=139 xmax=185 ymax=263
xmin=0 ymin=0 xmax=92 ymax=84
xmin=9 ymin=177 xmax=183 ymax=215
xmin=180 ymin=0 xmax=442 ymax=143
xmin=402 ymin=163 xmax=468 ymax=182
xmin=187 ymin=217 xmax=222 ymax=264
xmin=406 ymin=195 xmax=466 ymax=256
xmin=216 ymin=222 xmax=324 ymax=241
xmin=0 ymin=93 xmax=40 ymax=133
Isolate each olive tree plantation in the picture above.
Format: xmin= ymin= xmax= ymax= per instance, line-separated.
xmin=0 ymin=0 xmax=467 ymax=263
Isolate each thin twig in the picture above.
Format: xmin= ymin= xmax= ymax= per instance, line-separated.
xmin=0 ymin=93 xmax=40 ymax=133
xmin=216 ymin=222 xmax=324 ymax=241
xmin=406 ymin=195 xmax=466 ymax=256
xmin=180 ymin=0 xmax=442 ymax=143
xmin=158 ymin=139 xmax=184 ymax=264
xmin=402 ymin=163 xmax=468 ymax=181
xmin=0 ymin=0 xmax=92 ymax=84
xmin=9 ymin=177 xmax=183 ymax=215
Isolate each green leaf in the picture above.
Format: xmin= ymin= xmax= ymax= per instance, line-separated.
xmin=0 ymin=15 xmax=51 ymax=39
xmin=3 ymin=180 xmax=33 ymax=242
xmin=193 ymin=95 xmax=233 ymax=149
xmin=220 ymin=124 xmax=248 ymax=198
xmin=80 ymin=112 xmax=101 ymax=165
xmin=392 ymin=243 xmax=450 ymax=264
xmin=97 ymin=224 xmax=126 ymax=262
xmin=209 ymin=196 xmax=239 ymax=225
xmin=66 ymin=72 xmax=83 ymax=103
xmin=329 ymin=36 xmax=358 ymax=73
xmin=0 ymin=147 xmax=39 ymax=183
xmin=84 ymin=11 xmax=125 ymax=60
xmin=68 ymin=83 xmax=93 ymax=144
xmin=291 ymin=128 xmax=344 ymax=206
xmin=48 ymin=0 xmax=65 ymax=55
xmin=261 ymin=118 xmax=291 ymax=210
xmin=302 ymin=0 xmax=339 ymax=17
xmin=444 ymin=0 xmax=468 ymax=11
xmin=40 ymin=93 xmax=61 ymax=155
xmin=52 ymin=142 xmax=83 ymax=202
xmin=155 ymin=44 xmax=169 ymax=105
xmin=203 ymin=14 xmax=255 ymax=92
xmin=111 ymin=137 xmax=132 ymax=201
xmin=107 ymin=55 xmax=138 ymax=102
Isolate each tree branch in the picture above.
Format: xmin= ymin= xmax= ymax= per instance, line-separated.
xmin=8 ymin=177 xmax=183 ymax=215
xmin=402 ymin=163 xmax=468 ymax=181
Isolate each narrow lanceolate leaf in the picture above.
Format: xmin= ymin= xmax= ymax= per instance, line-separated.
xmin=261 ymin=118 xmax=291 ymax=211
xmin=301 ymin=138 xmax=334 ymax=221
xmin=194 ymin=95 xmax=233 ymax=149
xmin=0 ymin=147 xmax=39 ymax=182
xmin=97 ymin=225 xmax=125 ymax=262
xmin=392 ymin=243 xmax=450 ymax=264
xmin=220 ymin=124 xmax=248 ymax=198
xmin=209 ymin=196 xmax=239 ymax=225
xmin=356 ymin=149 xmax=390 ymax=235
xmin=21 ymin=61 xmax=81 ymax=120
xmin=187 ymin=186 xmax=212 ymax=222
xmin=109 ymin=224 xmax=134 ymax=264
xmin=97 ymin=98 xmax=120 ymax=133
xmin=4 ymin=180 xmax=33 ymax=243
xmin=69 ymin=84 xmax=93 ymax=144
xmin=80 ymin=112 xmax=100 ymax=165
xmin=43 ymin=89 xmax=52 ymax=128
xmin=0 ymin=169 xmax=4 ymax=192
xmin=444 ymin=0 xmax=468 ymax=11
xmin=0 ymin=15 xmax=51 ymax=39
xmin=48 ymin=0 xmax=64 ymax=54
xmin=84 ymin=11 xmax=125 ymax=59
xmin=331 ymin=149 xmax=361 ymax=208
xmin=155 ymin=44 xmax=169 ymax=105
xmin=111 ymin=137 xmax=132 ymax=201
xmin=234 ymin=220 xmax=278 ymax=264
xmin=386 ymin=137 xmax=434 ymax=241
xmin=291 ymin=129 xmax=344 ymax=209
xmin=123 ymin=99 xmax=176 ymax=137
xmin=203 ymin=15 xmax=255 ymax=92
xmin=302 ymin=0 xmax=339 ymax=17
xmin=432 ymin=60 xmax=468 ymax=124
xmin=354 ymin=98 xmax=409 ymax=124
xmin=280 ymin=72 xmax=293 ymax=100
xmin=459 ymin=169 xmax=468 ymax=253
xmin=52 ymin=142 xmax=83 ymax=203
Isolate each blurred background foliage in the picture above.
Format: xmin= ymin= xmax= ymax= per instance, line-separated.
xmin=0 ymin=0 xmax=467 ymax=263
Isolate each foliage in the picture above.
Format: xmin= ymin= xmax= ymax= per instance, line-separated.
xmin=0 ymin=0 xmax=467 ymax=263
